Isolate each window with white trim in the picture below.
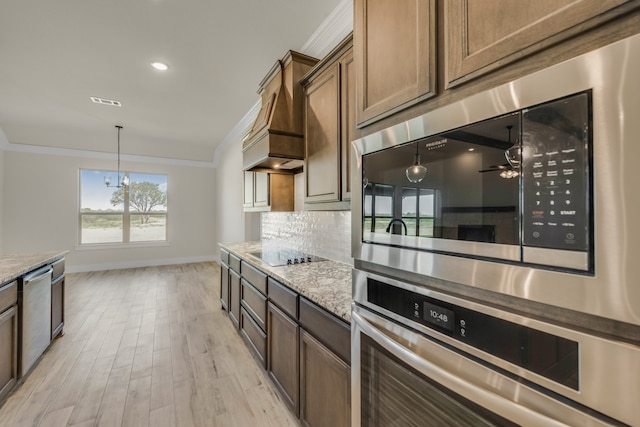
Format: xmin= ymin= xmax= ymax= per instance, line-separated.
xmin=79 ymin=169 xmax=168 ymax=244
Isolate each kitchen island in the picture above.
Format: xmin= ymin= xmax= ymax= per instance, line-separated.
xmin=0 ymin=251 xmax=67 ymax=285
xmin=219 ymin=241 xmax=352 ymax=427
xmin=0 ymin=250 xmax=67 ymax=403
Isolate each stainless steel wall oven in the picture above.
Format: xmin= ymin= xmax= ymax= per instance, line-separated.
xmin=351 ymin=34 xmax=640 ymax=426
xmin=351 ymin=270 xmax=637 ymax=426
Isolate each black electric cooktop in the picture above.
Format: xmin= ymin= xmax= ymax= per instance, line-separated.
xmin=247 ymin=249 xmax=327 ymax=267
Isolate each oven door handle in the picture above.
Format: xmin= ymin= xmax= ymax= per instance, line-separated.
xmin=352 ymin=310 xmax=576 ymax=427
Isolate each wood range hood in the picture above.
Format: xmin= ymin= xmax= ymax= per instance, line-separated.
xmin=242 ymin=50 xmax=318 ymax=173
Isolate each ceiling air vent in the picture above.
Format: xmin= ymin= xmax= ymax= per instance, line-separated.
xmin=90 ymin=97 xmax=122 ymax=107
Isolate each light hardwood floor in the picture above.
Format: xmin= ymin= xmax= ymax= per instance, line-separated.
xmin=0 ymin=262 xmax=300 ymax=427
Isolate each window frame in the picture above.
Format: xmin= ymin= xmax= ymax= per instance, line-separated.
xmin=78 ymin=169 xmax=169 ymax=246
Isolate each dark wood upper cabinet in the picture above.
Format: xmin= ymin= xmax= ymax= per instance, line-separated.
xmin=243 ymin=171 xmax=294 ymax=212
xmin=354 ymin=0 xmax=437 ymax=127
xmin=302 ymin=35 xmax=354 ymax=210
xmin=353 ymin=0 xmax=638 ymax=134
xmin=304 ymin=62 xmax=341 ymax=204
xmin=444 ymin=0 xmax=632 ymax=88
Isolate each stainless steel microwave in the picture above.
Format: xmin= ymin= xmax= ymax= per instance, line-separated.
xmin=360 ymin=91 xmax=592 ymax=272
xmin=352 ymin=33 xmax=640 ymax=328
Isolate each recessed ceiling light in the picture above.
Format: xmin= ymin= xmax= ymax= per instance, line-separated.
xmin=90 ymin=97 xmax=121 ymax=107
xmin=150 ymin=61 xmax=169 ymax=71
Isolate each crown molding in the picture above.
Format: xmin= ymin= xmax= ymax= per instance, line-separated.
xmin=300 ymin=0 xmax=353 ymax=59
xmin=0 ymin=127 xmax=215 ymax=168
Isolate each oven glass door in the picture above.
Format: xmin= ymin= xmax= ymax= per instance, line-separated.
xmin=360 ymin=333 xmax=517 ymax=427
xmin=352 ymin=308 xmax=612 ymax=427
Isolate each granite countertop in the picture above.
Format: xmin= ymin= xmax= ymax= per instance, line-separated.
xmin=0 ymin=251 xmax=68 ymax=285
xmin=220 ymin=241 xmax=352 ymax=323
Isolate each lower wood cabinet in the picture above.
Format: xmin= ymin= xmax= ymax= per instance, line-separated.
xmin=220 ymin=263 xmax=229 ymax=311
xmin=0 ymin=281 xmax=18 ymax=404
xmin=268 ymin=285 xmax=352 ymax=426
xmin=300 ymin=329 xmax=351 ymax=427
xmin=219 ymin=254 xmax=351 ymax=425
xmin=220 ymin=250 xmax=230 ymax=311
xmin=51 ymin=275 xmax=64 ymax=340
xmin=267 ymin=301 xmax=300 ymax=416
xmin=50 ymin=257 xmax=65 ymax=340
xmin=229 ymin=269 xmax=241 ymax=328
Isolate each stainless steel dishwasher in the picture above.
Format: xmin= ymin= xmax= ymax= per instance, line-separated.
xmin=18 ymin=265 xmax=52 ymax=377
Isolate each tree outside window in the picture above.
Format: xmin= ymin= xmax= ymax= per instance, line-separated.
xmin=80 ymin=170 xmax=168 ymax=244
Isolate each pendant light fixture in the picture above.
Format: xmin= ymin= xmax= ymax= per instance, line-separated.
xmin=104 ymin=125 xmax=129 ymax=188
xmin=500 ymin=125 xmax=520 ymax=179
xmin=406 ymin=142 xmax=427 ymax=183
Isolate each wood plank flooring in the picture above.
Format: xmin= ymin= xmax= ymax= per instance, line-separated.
xmin=0 ymin=262 xmax=300 ymax=427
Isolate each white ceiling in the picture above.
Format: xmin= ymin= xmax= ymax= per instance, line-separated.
xmin=0 ymin=0 xmax=344 ymax=163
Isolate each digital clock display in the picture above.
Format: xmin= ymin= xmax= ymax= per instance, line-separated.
xmin=423 ymin=302 xmax=455 ymax=332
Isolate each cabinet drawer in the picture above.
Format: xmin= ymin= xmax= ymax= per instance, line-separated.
xmin=241 ymin=307 xmax=267 ymax=368
xmin=299 ymin=297 xmax=350 ymax=364
xmin=268 ymin=278 xmax=298 ymax=319
xmin=241 ymin=279 xmax=267 ymax=330
xmin=241 ymin=262 xmax=267 ymax=294
xmin=0 ymin=281 xmax=17 ymax=313
xmin=51 ymin=258 xmax=65 ymax=281
xmin=229 ymin=253 xmax=241 ymax=273
xmin=220 ymin=249 xmax=230 ymax=266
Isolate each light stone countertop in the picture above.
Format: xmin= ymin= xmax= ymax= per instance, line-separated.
xmin=0 ymin=251 xmax=69 ymax=284
xmin=220 ymin=241 xmax=352 ymax=323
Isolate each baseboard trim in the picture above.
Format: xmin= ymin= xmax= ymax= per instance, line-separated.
xmin=66 ymin=255 xmax=220 ymax=273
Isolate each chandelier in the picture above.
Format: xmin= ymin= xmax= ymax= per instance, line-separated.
xmin=104 ymin=125 xmax=129 ymax=188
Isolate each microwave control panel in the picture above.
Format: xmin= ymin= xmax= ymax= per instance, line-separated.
xmin=522 ymin=92 xmax=591 ymax=252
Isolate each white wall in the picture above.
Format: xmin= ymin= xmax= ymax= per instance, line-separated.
xmin=2 ymin=150 xmax=216 ymax=272
xmin=0 ymin=149 xmax=4 ymax=250
xmin=213 ymin=137 xmax=260 ymax=246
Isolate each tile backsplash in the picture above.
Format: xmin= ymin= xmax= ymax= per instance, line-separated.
xmin=261 ymin=211 xmax=352 ymax=265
